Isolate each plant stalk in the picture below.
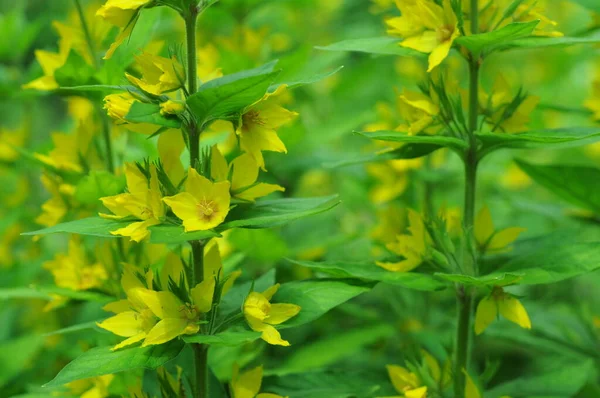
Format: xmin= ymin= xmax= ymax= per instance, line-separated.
xmin=454 ymin=0 xmax=480 ymax=396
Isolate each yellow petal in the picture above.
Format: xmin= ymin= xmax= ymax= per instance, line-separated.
xmin=134 ymin=288 xmax=182 ymax=319
xmin=464 ymin=369 xmax=482 ymax=398
xmin=498 ymin=296 xmax=531 ymax=330
xmin=474 ymin=295 xmax=497 ymax=335
xmin=210 ymin=146 xmax=229 ymax=182
xmin=97 ymin=311 xmax=144 ymax=337
xmin=236 ymin=183 xmax=285 ymax=202
xmin=422 ymin=350 xmax=441 ymax=383
xmin=112 ymin=332 xmax=146 ymax=351
xmin=405 ymin=386 xmax=427 ymax=398
xmin=158 ymin=129 xmax=185 ymax=186
xmin=488 ymin=227 xmax=526 ymax=251
xmin=266 ymin=303 xmax=300 ymax=325
xmin=262 ymin=284 xmax=280 ymax=300
xmin=474 ymin=206 xmax=494 ymax=247
xmin=231 ymin=153 xmax=259 ymax=190
xmin=427 ymin=38 xmax=453 ymax=72
xmin=191 ymin=278 xmax=216 ymax=313
xmin=386 ymin=365 xmax=420 ymax=393
xmin=142 ymin=318 xmax=190 ymax=346
xmin=163 ymin=192 xmax=199 ymax=228
xmin=110 ymin=218 xmax=158 ymax=242
xmin=102 ymin=299 xmax=131 ymax=314
xmin=401 ymin=31 xmax=439 ymax=53
xmin=258 ymin=323 xmax=290 ymax=346
xmin=232 ymin=365 xmax=263 ymax=398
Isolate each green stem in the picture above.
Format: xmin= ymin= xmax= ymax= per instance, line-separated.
xmin=193 ymin=344 xmax=209 ymax=398
xmin=184 ymin=8 xmax=200 ymax=167
xmin=73 ymin=0 xmax=99 ymax=69
xmin=100 ymin=110 xmax=115 ymax=173
xmin=454 ymin=1 xmax=480 ymax=396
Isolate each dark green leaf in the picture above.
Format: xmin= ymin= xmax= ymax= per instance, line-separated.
xmin=516 ymin=160 xmax=600 ymax=213
xmin=315 ymin=37 xmax=423 ymax=57
xmin=290 ymin=259 xmax=446 ymax=291
xmin=455 ymin=21 xmax=539 ymax=54
xmin=44 ymin=340 xmax=184 ymax=386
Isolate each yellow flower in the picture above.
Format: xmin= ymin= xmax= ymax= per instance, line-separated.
xmin=474 ymin=206 xmax=525 ymax=254
xmin=157 ymin=129 xmax=185 ymax=186
xmin=197 ymin=44 xmax=223 ymax=83
xmin=159 ymin=100 xmax=185 ymax=116
xmin=367 ymin=159 xmax=422 ymax=204
xmin=67 ymin=375 xmax=114 ymax=398
xmin=501 ymin=163 xmax=532 ymax=191
xmin=35 ymin=174 xmax=76 ymax=227
xmin=126 ymin=52 xmax=184 ymax=95
xmin=100 ymin=163 xmax=165 ymax=242
xmin=243 ymin=284 xmax=300 ymax=346
xmin=0 ymin=125 xmax=27 ymax=162
xmin=103 ymin=93 xmax=158 ymax=135
xmin=97 ymin=264 xmax=159 ymax=350
xmin=163 ymin=168 xmax=231 ymax=232
xmin=211 ymin=146 xmax=285 ymax=202
xmin=386 ymin=365 xmax=427 ymax=398
xmin=236 ymin=85 xmax=298 ymax=170
xmin=387 ymin=0 xmax=459 ymax=72
xmin=230 ymin=364 xmax=285 ymax=398
xmin=475 ymin=286 xmax=531 ymax=334
xmin=377 ymin=209 xmax=431 ymax=272
xmin=397 ymin=89 xmax=439 ymax=135
xmin=22 ymin=24 xmax=71 ymax=90
xmin=96 ymin=0 xmax=152 ymax=59
xmin=43 ymin=237 xmax=108 ymax=291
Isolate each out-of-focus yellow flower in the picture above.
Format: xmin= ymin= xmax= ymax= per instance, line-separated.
xmin=0 ymin=223 xmax=23 ymax=268
xmin=476 ymin=0 xmax=562 ymax=37
xmin=377 ymin=209 xmax=431 ymax=272
xmin=474 ymin=206 xmax=525 ymax=254
xmin=163 ymin=168 xmax=231 ymax=232
xmin=126 ymin=52 xmax=184 ymax=95
xmin=218 ymin=26 xmax=269 ymax=62
xmin=386 ymin=350 xmax=450 ymax=398
xmin=96 ymin=0 xmax=152 ymax=59
xmin=44 ymin=237 xmax=108 ymax=292
xmin=236 ymin=85 xmax=298 ymax=170
xmin=371 ymin=205 xmax=406 ymax=245
xmin=475 ymin=286 xmax=532 ymax=334
xmin=397 ymin=89 xmax=440 ymax=135
xmin=22 ymin=26 xmax=71 ymax=90
xmin=211 ymin=146 xmax=285 ymax=202
xmin=243 ymin=284 xmax=300 ymax=346
xmin=387 ymin=0 xmax=459 ymax=72
xmin=367 ymin=159 xmax=422 ymax=204
xmin=36 ymin=174 xmax=76 ymax=227
xmin=100 ymin=163 xmax=165 ymax=242
xmin=0 ymin=125 xmax=27 ymax=162
xmin=197 ymin=44 xmax=223 ymax=83
xmin=230 ymin=364 xmax=286 ymax=398
xmin=584 ymin=78 xmax=600 ymax=121
xmin=67 ymin=375 xmax=114 ymax=398
xmin=501 ymin=163 xmax=532 ymax=191
xmin=157 ymin=129 xmax=185 ymax=186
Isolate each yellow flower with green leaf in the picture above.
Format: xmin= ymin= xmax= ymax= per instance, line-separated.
xmin=67 ymin=374 xmax=114 ymax=398
xmin=243 ymin=284 xmax=300 ymax=346
xmin=474 ymin=206 xmax=525 ymax=254
xmin=163 ymin=168 xmax=231 ymax=232
xmin=22 ymin=24 xmax=71 ymax=91
xmin=100 ymin=163 xmax=165 ymax=242
xmin=230 ymin=364 xmax=285 ymax=398
xmin=397 ymin=89 xmax=440 ymax=135
xmin=474 ymin=286 xmax=532 ymax=335
xmin=35 ymin=173 xmax=75 ymax=227
xmin=237 ymin=85 xmax=298 ymax=171
xmin=103 ymin=92 xmax=159 ymax=135
xmin=386 ymin=350 xmax=450 ymax=398
xmin=584 ymin=78 xmax=600 ymax=121
xmin=211 ymin=146 xmax=285 ymax=202
xmin=96 ymin=0 xmax=152 ymax=59
xmin=376 ymin=209 xmax=431 ymax=272
xmin=125 ymin=52 xmax=185 ymax=95
xmin=386 ymin=0 xmax=459 ymax=72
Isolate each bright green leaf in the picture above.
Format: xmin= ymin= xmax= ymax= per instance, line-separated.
xmin=125 ymin=102 xmax=181 ymax=128
xmin=183 ymin=330 xmax=261 ymax=346
xmin=456 ymin=21 xmax=539 ymax=54
xmin=315 ymin=37 xmax=423 ymax=57
xmin=356 ymin=130 xmax=468 ymax=153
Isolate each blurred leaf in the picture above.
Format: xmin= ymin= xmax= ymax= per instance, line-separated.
xmin=494 ymin=242 xmax=600 ymax=285
xmin=44 ymin=340 xmax=184 ymax=387
xmin=316 ymin=37 xmax=423 ymax=57
xmin=74 ymin=171 xmax=125 ymax=205
xmin=184 ymin=330 xmax=261 ymax=346
xmin=187 ymin=61 xmax=279 ymax=127
xmin=356 ymin=131 xmax=468 ymax=153
xmin=478 ymin=127 xmax=600 ymax=157
xmin=503 ymin=29 xmax=600 ymax=50
xmin=486 ymin=360 xmax=594 ymax=397
xmin=54 ymin=51 xmax=96 ymax=87
xmin=291 ymin=259 xmax=446 ymax=291
xmin=273 ymin=65 xmax=344 ymax=90
xmin=0 ymin=335 xmax=45 ymax=387
xmin=434 ymin=272 xmax=523 ymax=287
xmin=271 ymin=324 xmax=394 ymax=376
xmin=57 ymin=84 xmax=136 ymax=93
xmin=276 ymin=278 xmax=374 ymax=328
xmin=456 ymin=21 xmax=539 ymax=54
xmin=570 ymin=0 xmax=600 ymax=12
xmin=516 ymin=160 xmax=600 ymax=213
xmin=325 ymin=143 xmax=449 ymax=168
xmin=125 ymin=102 xmax=181 ymax=128
xmin=219 ymin=196 xmax=340 ymax=230
xmin=229 ymin=229 xmax=289 ymax=262
xmin=43 ymin=321 xmax=100 ymax=336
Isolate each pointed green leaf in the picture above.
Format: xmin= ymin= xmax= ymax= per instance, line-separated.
xmin=272 ymin=66 xmax=344 ymax=90
xmin=316 ymin=37 xmax=424 ymax=57
xmin=502 ymin=29 xmax=600 ymax=50
xmin=356 ymin=130 xmax=468 ymax=152
xmin=183 ymin=330 xmax=261 ymax=346
xmin=434 ymin=272 xmax=523 ymax=287
xmin=455 ymin=21 xmax=539 ymax=54
xmin=125 ymin=102 xmax=181 ymax=128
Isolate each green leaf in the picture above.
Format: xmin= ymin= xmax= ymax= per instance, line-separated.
xmin=356 ymin=131 xmax=468 ymax=153
xmin=57 ymin=84 xmax=136 ymax=93
xmin=494 ymin=242 xmax=600 ymax=285
xmin=486 ymin=360 xmax=594 ymax=397
xmin=219 ymin=269 xmax=276 ymax=316
xmin=275 ymin=278 xmax=373 ymax=328
xmin=455 ymin=21 xmax=539 ymax=54
xmin=187 ymin=62 xmax=279 ymax=127
xmin=502 ymin=29 xmax=600 ymax=50
xmin=125 ymin=102 xmax=181 ymax=128
xmin=44 ymin=340 xmax=184 ymax=387
xmin=324 ymin=144 xmax=448 ymax=168
xmin=219 ymin=196 xmax=340 ymax=230
xmin=44 ymin=321 xmax=101 ymax=336
xmin=54 ymin=51 xmax=96 ymax=87
xmin=516 ymin=160 xmax=600 ymax=213
xmin=183 ymin=330 xmax=261 ymax=346
xmin=478 ymin=127 xmax=600 ymax=157
xmin=434 ymin=272 xmax=523 ymax=287
xmin=23 ymin=217 xmax=219 ymax=244
xmin=273 ymin=66 xmax=344 ymax=90
xmin=290 ymin=259 xmax=446 ymax=291
xmin=0 ymin=286 xmax=111 ymax=302
xmin=570 ymin=0 xmax=600 ymax=12
xmin=315 ymin=37 xmax=423 ymax=57
xmin=0 ymin=335 xmax=45 ymax=387
xmin=74 ymin=171 xmax=126 ymax=205
xmin=271 ymin=324 xmax=394 ymax=376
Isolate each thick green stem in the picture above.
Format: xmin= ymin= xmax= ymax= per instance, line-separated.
xmin=73 ymin=0 xmax=98 ymax=69
xmin=193 ymin=344 xmax=209 ymax=398
xmin=454 ymin=1 xmax=481 ymax=396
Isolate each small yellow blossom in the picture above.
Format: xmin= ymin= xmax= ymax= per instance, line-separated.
xmin=397 ymin=89 xmax=439 ymax=135
xmin=367 ymin=159 xmax=422 ymax=204
xmin=387 ymin=0 xmax=459 ymax=72
xmin=163 ymin=168 xmax=231 ymax=232
xmin=36 ymin=174 xmax=76 ymax=227
xmin=237 ymin=85 xmax=298 ymax=171
xmin=67 ymin=375 xmax=114 ymax=398
xmin=103 ymin=93 xmax=158 ymax=135
xmin=100 ymin=163 xmax=165 ymax=242
xmin=230 ymin=364 xmax=286 ymax=398
xmin=157 ymin=129 xmax=185 ymax=186
xmin=474 ymin=286 xmax=532 ymax=335
xmin=474 ymin=206 xmax=525 ymax=254
xmin=22 ymin=26 xmax=71 ymax=90
xmin=44 ymin=237 xmax=108 ymax=291
xmin=377 ymin=209 xmax=431 ymax=272
xmin=501 ymin=163 xmax=532 ymax=191
xmin=243 ymin=284 xmax=300 ymax=346
xmin=126 ymin=52 xmax=184 ymax=95
xmin=96 ymin=0 xmax=152 ymax=59
xmin=386 ymin=351 xmax=450 ymax=398
xmin=211 ymin=146 xmax=285 ymax=202
xmin=159 ymin=99 xmax=185 ymax=116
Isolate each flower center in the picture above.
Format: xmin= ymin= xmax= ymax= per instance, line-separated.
xmin=197 ymin=199 xmax=217 ymax=220
xmin=437 ymin=25 xmax=454 ymax=43
xmin=243 ymin=110 xmax=265 ymax=127
xmin=179 ymin=303 xmax=199 ymax=321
